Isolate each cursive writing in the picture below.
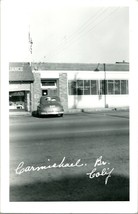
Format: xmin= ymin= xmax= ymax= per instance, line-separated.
xmin=15 ymin=156 xmax=114 ymax=185
xmin=15 ymin=157 xmax=85 ymax=175
xmin=86 ymin=156 xmax=114 ymax=185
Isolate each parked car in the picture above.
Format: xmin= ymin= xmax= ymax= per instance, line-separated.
xmin=16 ymin=103 xmax=24 ymax=109
xmin=37 ymin=96 xmax=64 ymax=117
xmin=9 ymin=102 xmax=24 ymax=110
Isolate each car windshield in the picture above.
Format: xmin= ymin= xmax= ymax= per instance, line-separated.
xmin=40 ymin=96 xmax=60 ymax=104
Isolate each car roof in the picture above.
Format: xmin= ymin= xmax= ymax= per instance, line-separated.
xmin=40 ymin=96 xmax=60 ymax=102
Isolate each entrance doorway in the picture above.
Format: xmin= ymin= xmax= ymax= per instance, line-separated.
xmin=42 ymin=89 xmax=58 ymax=96
xmin=41 ymin=79 xmax=59 ymax=96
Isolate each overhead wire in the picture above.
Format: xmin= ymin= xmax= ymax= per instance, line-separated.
xmin=49 ymin=9 xmax=106 ymax=47
xmin=45 ymin=7 xmax=111 ymax=59
xmin=54 ymin=7 xmax=121 ymax=60
xmin=44 ymin=7 xmax=121 ymax=61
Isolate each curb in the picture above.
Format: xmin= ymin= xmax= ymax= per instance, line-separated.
xmin=9 ymin=107 xmax=129 ymax=116
xmin=65 ymin=107 xmax=129 ymax=114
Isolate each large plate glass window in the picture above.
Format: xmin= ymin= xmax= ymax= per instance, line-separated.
xmin=115 ymin=80 xmax=121 ymax=94
xmin=84 ymin=80 xmax=90 ymax=95
xmin=107 ymin=80 xmax=114 ymax=94
xmin=91 ymin=80 xmax=97 ymax=95
xmin=68 ymin=81 xmax=77 ymax=95
xmin=100 ymin=80 xmax=107 ymax=95
xmin=9 ymin=91 xmax=25 ymax=109
xmin=121 ymin=80 xmax=127 ymax=94
xmin=76 ymin=80 xmax=83 ymax=95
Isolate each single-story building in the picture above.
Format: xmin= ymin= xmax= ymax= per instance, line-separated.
xmin=9 ymin=62 xmax=129 ymax=112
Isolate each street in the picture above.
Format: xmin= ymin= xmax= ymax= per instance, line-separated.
xmin=10 ymin=111 xmax=129 ymax=201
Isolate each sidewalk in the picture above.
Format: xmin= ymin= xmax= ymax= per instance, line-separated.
xmin=66 ymin=106 xmax=129 ymax=114
xmin=9 ymin=111 xmax=32 ymax=116
xmin=9 ymin=107 xmax=129 ymax=116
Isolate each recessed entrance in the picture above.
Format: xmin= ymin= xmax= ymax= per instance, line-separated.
xmin=41 ymin=79 xmax=59 ymax=96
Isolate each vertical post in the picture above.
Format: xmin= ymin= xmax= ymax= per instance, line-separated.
xmin=28 ymin=26 xmax=33 ymax=68
xmin=28 ymin=26 xmax=33 ymax=111
xmin=104 ymin=63 xmax=107 ymax=108
xmin=74 ymin=72 xmax=78 ymax=109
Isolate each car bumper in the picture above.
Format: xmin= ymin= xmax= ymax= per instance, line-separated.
xmin=38 ymin=111 xmax=64 ymax=115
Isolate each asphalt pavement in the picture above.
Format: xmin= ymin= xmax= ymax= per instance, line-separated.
xmin=9 ymin=111 xmax=129 ymax=201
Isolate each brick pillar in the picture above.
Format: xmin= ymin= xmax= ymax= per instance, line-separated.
xmin=59 ymin=73 xmax=68 ymax=112
xmin=30 ymin=83 xmax=34 ymax=112
xmin=31 ymin=72 xmax=42 ymax=111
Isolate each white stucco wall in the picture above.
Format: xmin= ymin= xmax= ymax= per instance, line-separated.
xmin=33 ymin=70 xmax=129 ymax=109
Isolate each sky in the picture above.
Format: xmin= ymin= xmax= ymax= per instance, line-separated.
xmin=3 ymin=0 xmax=129 ymax=63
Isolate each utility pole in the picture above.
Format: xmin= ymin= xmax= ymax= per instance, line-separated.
xmin=94 ymin=63 xmax=107 ymax=107
xmin=28 ymin=26 xmax=33 ymax=112
xmin=104 ymin=63 xmax=107 ymax=108
xmin=28 ymin=26 xmax=33 ymax=65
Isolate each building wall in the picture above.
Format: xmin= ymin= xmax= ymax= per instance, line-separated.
xmin=68 ymin=95 xmax=104 ymax=109
xmin=106 ymin=95 xmax=128 ymax=107
xmin=32 ymin=69 xmax=129 ymax=110
xmin=67 ymin=71 xmax=129 ymax=80
xmin=59 ymin=73 xmax=68 ymax=111
xmin=31 ymin=72 xmax=42 ymax=111
xmin=68 ymin=95 xmax=129 ymax=109
xmin=32 ymin=70 xmax=69 ymax=111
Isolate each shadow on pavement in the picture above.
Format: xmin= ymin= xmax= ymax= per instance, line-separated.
xmin=10 ymin=173 xmax=129 ymax=201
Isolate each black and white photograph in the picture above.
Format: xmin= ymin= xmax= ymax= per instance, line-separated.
xmin=1 ymin=0 xmax=138 ymax=213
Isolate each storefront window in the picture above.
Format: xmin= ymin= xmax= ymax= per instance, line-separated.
xmin=100 ymin=80 xmax=104 ymax=95
xmin=76 ymin=80 xmax=83 ymax=95
xmin=126 ymin=80 xmax=129 ymax=94
xmin=121 ymin=80 xmax=127 ymax=94
xmin=9 ymin=91 xmax=25 ymax=110
xmin=91 ymin=80 xmax=97 ymax=95
xmin=115 ymin=80 xmax=121 ymax=94
xmin=68 ymin=79 xmax=128 ymax=95
xmin=100 ymin=80 xmax=107 ymax=95
xmin=84 ymin=80 xmax=90 ymax=95
xmin=68 ymin=81 xmax=77 ymax=95
xmin=107 ymin=80 xmax=114 ymax=94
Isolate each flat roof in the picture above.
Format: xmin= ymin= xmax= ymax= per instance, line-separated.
xmin=32 ymin=62 xmax=129 ymax=71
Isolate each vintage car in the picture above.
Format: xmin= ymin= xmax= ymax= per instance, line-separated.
xmin=37 ymin=96 xmax=64 ymax=117
xmin=9 ymin=102 xmax=24 ymax=110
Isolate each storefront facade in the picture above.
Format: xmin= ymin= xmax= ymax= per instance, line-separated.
xmin=9 ymin=62 xmax=129 ymax=113
xmin=32 ymin=62 xmax=129 ymax=111
xmin=9 ymin=62 xmax=34 ymax=112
